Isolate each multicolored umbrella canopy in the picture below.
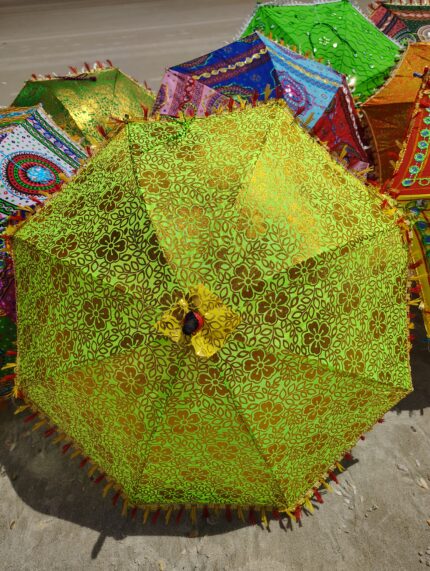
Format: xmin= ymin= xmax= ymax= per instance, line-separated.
xmin=154 ymin=32 xmax=368 ymax=170
xmin=361 ymin=42 xmax=430 ymax=183
xmin=0 ymin=104 xmax=86 ymax=321
xmin=12 ymin=64 xmax=155 ymax=147
xmin=370 ymin=1 xmax=430 ymax=43
xmin=12 ymin=101 xmax=411 ymax=518
xmin=241 ymin=0 xmax=401 ymax=101
xmin=388 ymin=70 xmax=430 ymax=335
xmin=0 ymin=105 xmax=86 ymax=224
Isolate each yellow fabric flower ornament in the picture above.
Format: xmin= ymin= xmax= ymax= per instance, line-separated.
xmin=155 ymin=284 xmax=241 ymax=358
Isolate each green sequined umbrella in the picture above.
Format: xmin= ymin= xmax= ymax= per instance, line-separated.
xmin=12 ymin=101 xmax=411 ymax=522
xmin=241 ymin=0 xmax=401 ymax=101
xmin=12 ymin=63 xmax=154 ymax=147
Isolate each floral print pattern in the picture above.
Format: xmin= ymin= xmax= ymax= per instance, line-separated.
xmin=13 ymin=101 xmax=411 ymax=511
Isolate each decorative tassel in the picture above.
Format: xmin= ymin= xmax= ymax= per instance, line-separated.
xmin=131 ymin=507 xmax=137 ymax=520
xmin=32 ymin=420 xmax=46 ymax=432
xmin=96 ymin=125 xmax=108 ymax=139
xmin=62 ymin=443 xmax=72 ymax=454
xmin=44 ymin=427 xmax=56 ymax=438
xmin=121 ymin=499 xmax=128 ymax=517
xmin=24 ymin=412 xmax=38 ymax=423
xmin=106 ymin=59 xmax=113 ymax=67
xmin=202 ymin=506 xmax=209 ymax=520
xmin=84 ymin=62 xmax=91 ymax=72
xmin=260 ymin=508 xmax=269 ymax=528
xmin=237 ymin=506 xmax=245 ymax=522
xmin=175 ymin=505 xmax=185 ymax=524
xmin=79 ymin=457 xmax=89 ymax=468
xmin=328 ymin=471 xmax=338 ymax=484
xmin=248 ymin=507 xmax=257 ymax=525
xmin=69 ymin=66 xmax=78 ymax=74
xmin=284 ymin=509 xmax=296 ymax=522
xmin=53 ymin=433 xmax=66 ymax=445
xmin=335 ymin=461 xmax=345 ymax=473
xmin=225 ymin=505 xmax=233 ymax=522
xmin=293 ymin=506 xmax=302 ymax=522
xmin=142 ymin=507 xmax=150 ymax=524
xmin=272 ymin=508 xmax=280 ymax=520
xmin=321 ymin=480 xmax=333 ymax=492
xmin=313 ymin=488 xmax=324 ymax=504
xmin=190 ymin=506 xmax=197 ymax=525
xmin=165 ymin=506 xmax=173 ymax=525
xmin=305 ymin=498 xmax=314 ymax=514
xmin=95 ymin=473 xmax=105 ymax=484
xmin=151 ymin=508 xmax=161 ymax=524
xmin=345 ymin=451 xmax=355 ymax=461
xmin=251 ymin=91 xmax=259 ymax=107
xmin=14 ymin=404 xmax=30 ymax=415
xmin=88 ymin=465 xmax=97 ymax=477
xmin=31 ymin=74 xmax=37 ymax=80
xmin=102 ymin=481 xmax=113 ymax=497
xmin=409 ymin=260 xmax=423 ymax=270
xmin=112 ymin=491 xmax=121 ymax=506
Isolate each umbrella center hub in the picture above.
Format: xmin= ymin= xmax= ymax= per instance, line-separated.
xmin=26 ymin=165 xmax=54 ymax=183
xmin=182 ymin=311 xmax=204 ymax=335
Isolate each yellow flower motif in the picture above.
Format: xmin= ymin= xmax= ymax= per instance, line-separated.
xmin=155 ymin=284 xmax=241 ymax=358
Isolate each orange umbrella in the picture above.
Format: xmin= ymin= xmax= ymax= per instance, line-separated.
xmin=388 ymin=69 xmax=430 ymax=335
xmin=361 ymin=43 xmax=430 ymax=183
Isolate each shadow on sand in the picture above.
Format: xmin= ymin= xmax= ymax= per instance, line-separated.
xmin=1 ymin=318 xmax=427 ymax=555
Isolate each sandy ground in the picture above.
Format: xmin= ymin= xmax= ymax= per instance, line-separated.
xmin=1 ymin=0 xmax=430 ymax=570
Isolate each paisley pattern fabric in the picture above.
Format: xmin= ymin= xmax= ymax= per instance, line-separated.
xmin=241 ymin=0 xmax=400 ymax=102
xmin=13 ymin=67 xmax=155 ymax=146
xmin=361 ymin=42 xmax=429 ymax=183
xmin=13 ymin=101 xmax=411 ymax=510
xmin=371 ymin=1 xmax=430 ymax=43
xmin=155 ymin=32 xmax=368 ymax=170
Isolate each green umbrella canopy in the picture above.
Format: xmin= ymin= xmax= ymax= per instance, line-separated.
xmin=12 ymin=64 xmax=154 ymax=147
xmin=12 ymin=101 xmax=411 ymax=517
xmin=241 ymin=0 xmax=401 ymax=101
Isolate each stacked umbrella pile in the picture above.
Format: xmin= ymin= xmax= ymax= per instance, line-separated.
xmin=1 ymin=0 xmax=427 ymax=527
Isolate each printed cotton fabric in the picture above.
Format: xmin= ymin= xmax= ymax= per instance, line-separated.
xmin=13 ymin=101 xmax=411 ymax=510
xmin=361 ymin=42 xmax=430 ymax=183
xmin=242 ymin=0 xmax=400 ymax=101
xmin=155 ymin=32 xmax=368 ymax=170
xmin=13 ymin=67 xmax=155 ymax=146
xmin=371 ymin=1 xmax=430 ymax=43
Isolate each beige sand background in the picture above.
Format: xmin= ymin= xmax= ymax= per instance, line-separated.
xmin=1 ymin=1 xmax=430 ymax=569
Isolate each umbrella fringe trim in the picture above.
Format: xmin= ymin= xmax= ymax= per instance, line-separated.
xmin=12 ymin=395 xmax=386 ymax=528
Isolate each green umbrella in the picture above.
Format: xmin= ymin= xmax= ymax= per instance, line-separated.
xmin=12 ymin=101 xmax=411 ymax=523
xmin=241 ymin=0 xmax=401 ymax=101
xmin=13 ymin=63 xmax=154 ymax=147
